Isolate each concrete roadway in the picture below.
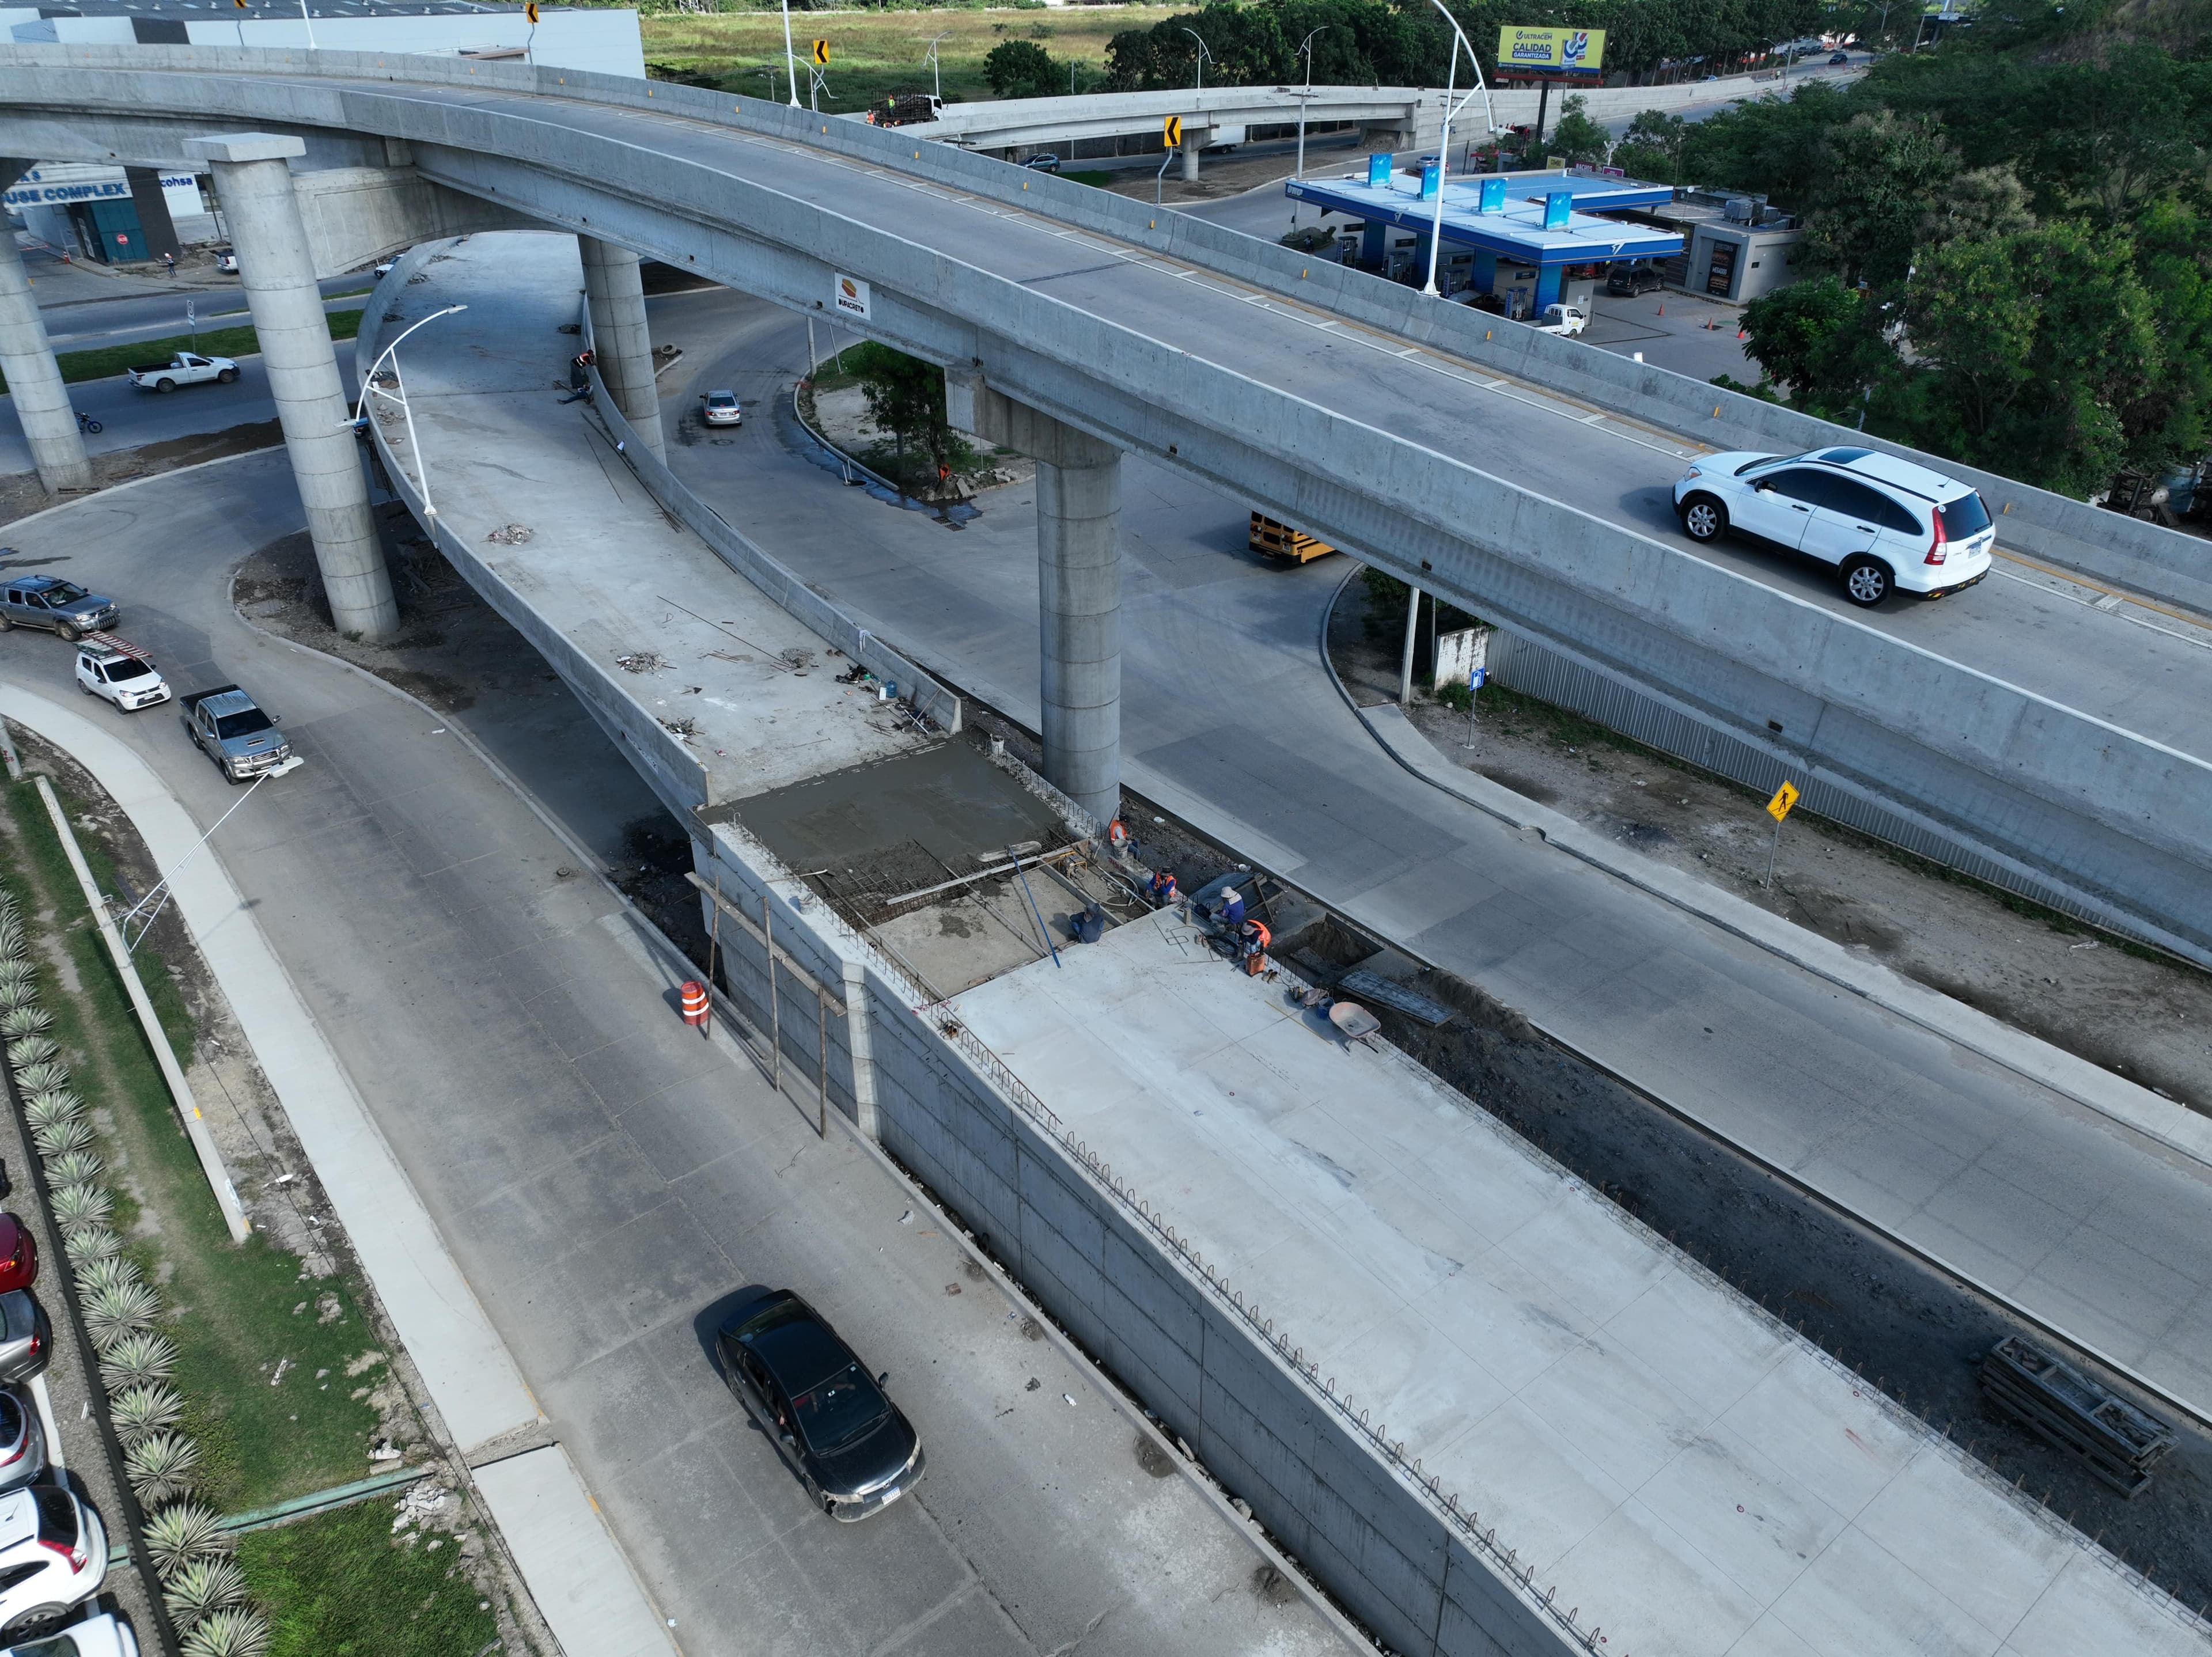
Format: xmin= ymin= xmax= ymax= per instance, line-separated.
xmin=0 ymin=453 xmax=1346 ymax=1657
xmin=657 ymin=292 xmax=2212 ymax=1415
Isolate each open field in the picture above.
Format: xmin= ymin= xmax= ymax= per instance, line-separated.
xmin=641 ymin=4 xmax=1173 ymax=109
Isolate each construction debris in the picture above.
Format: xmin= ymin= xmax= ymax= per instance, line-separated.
xmin=483 ymin=524 xmax=534 ymax=545
xmin=614 ymin=651 xmax=668 ymax=674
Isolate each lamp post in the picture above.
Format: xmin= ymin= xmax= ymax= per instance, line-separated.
xmin=780 ymin=0 xmax=801 ymax=107
xmin=1294 ymin=27 xmax=1330 ymax=180
xmin=758 ymin=66 xmax=777 ymax=103
xmin=808 ymin=65 xmax=830 ymax=114
xmin=1419 ymin=0 xmax=1500 ymax=299
xmin=924 ymin=32 xmax=948 ymax=104
xmin=343 ymin=304 xmax=465 ymax=522
xmin=1181 ymin=27 xmax=1212 ymax=91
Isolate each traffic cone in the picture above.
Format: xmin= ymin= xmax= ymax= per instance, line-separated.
xmin=680 ymin=980 xmax=711 ymax=1038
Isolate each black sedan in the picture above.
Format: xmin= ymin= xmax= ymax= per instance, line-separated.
xmin=717 ymin=1290 xmax=923 ymax=1521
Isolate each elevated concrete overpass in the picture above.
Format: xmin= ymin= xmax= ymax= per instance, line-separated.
xmin=0 ymin=44 xmax=2207 ymax=979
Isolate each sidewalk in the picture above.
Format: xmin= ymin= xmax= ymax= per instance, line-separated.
xmin=0 ymin=684 xmax=680 ymax=1657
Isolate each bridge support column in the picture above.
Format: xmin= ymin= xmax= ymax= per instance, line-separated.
xmin=185 ymin=134 xmax=397 ymax=642
xmin=0 ymin=166 xmax=90 ymax=495
xmin=1181 ymin=129 xmax=1205 ymax=183
xmin=946 ymin=374 xmax=1122 ymax=825
xmin=578 ymin=236 xmax=664 ymax=461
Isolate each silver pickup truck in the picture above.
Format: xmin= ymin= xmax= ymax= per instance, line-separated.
xmin=179 ymin=684 xmax=296 ymax=782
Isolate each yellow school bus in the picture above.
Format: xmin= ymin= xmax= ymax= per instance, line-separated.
xmin=1248 ymin=513 xmax=1337 ymax=563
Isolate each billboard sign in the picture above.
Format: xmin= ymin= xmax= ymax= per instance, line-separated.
xmin=1497 ymin=26 xmax=1606 ymax=77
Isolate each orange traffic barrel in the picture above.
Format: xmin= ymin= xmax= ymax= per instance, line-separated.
xmin=680 ymin=980 xmax=710 ymax=1029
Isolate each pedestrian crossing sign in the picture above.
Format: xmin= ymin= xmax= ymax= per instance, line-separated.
xmin=1766 ymin=780 xmax=1800 ymax=822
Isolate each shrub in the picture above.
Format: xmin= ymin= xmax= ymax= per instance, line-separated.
xmin=165 ymin=1554 xmax=249 ymax=1623
xmin=144 ymin=1502 xmax=230 ymax=1576
xmin=24 ymin=1089 xmax=84 ymax=1132
xmin=66 ymin=1226 xmax=122 ymax=1267
xmin=83 ymin=1278 xmax=159 ymax=1349
xmin=181 ymin=1607 xmax=271 ymax=1657
xmin=31 ymin=1117 xmax=93 ymax=1158
xmin=126 ymin=1431 xmax=202 ymax=1504
xmin=76 ymin=1253 xmax=138 ymax=1298
xmin=111 ymin=1382 xmax=185 ymax=1446
xmin=4 ymin=1034 xmax=58 ymax=1070
xmin=50 ymin=1181 xmax=113 ymax=1237
xmin=0 ymin=1006 xmax=52 ymax=1040
xmin=14 ymin=1059 xmax=69 ymax=1094
xmin=44 ymin=1150 xmax=103 ymax=1189
xmin=100 ymin=1330 xmax=179 ymax=1391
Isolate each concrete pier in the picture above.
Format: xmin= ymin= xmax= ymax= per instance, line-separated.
xmin=947 ymin=373 xmax=1122 ymax=824
xmin=0 ymin=166 xmax=90 ymax=494
xmin=578 ymin=236 xmax=663 ymax=460
xmin=185 ymin=132 xmax=397 ymax=641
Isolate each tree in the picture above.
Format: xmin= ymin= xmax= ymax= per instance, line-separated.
xmin=1740 ymin=278 xmax=1869 ymax=410
xmin=1612 ymin=109 xmax=1686 ymax=184
xmin=1547 ymin=95 xmax=1609 ymax=167
xmin=1800 ymin=109 xmax=1960 ymax=287
xmin=846 ymin=342 xmax=952 ymax=481
xmin=984 ymin=40 xmax=1061 ymax=102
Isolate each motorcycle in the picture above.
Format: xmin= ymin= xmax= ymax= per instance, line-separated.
xmin=75 ymin=411 xmax=101 ymax=435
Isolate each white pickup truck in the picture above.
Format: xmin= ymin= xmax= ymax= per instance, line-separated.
xmin=127 ymin=351 xmax=239 ymax=393
xmin=1525 ymin=303 xmax=1589 ymax=338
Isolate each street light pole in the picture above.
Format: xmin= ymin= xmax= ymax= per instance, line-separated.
xmin=342 ymin=304 xmax=466 ymax=521
xmin=924 ymin=32 xmax=948 ymax=104
xmin=780 ymin=0 xmax=801 ymax=107
xmin=1419 ymin=0 xmax=1499 ymax=299
xmin=1294 ymin=27 xmax=1328 ymax=181
xmin=1181 ymin=27 xmax=1211 ymax=91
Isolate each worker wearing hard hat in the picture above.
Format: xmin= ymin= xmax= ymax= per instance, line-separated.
xmin=1218 ymin=886 xmax=1246 ymax=929
xmin=1241 ymin=918 xmax=1271 ymax=976
xmin=1148 ymin=869 xmax=1179 ymax=907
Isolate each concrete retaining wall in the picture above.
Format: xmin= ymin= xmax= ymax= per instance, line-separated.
xmin=688 ymin=820 xmax=1585 ymax=1657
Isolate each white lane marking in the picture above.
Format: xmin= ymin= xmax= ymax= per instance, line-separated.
xmin=1991 ymin=568 xmax=2212 ymax=654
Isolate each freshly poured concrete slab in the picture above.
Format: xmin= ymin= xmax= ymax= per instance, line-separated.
xmin=950 ymin=916 xmax=2207 ymax=1657
xmin=387 ymin=232 xmax=927 ymax=807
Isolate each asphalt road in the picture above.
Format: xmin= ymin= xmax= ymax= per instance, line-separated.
xmin=0 ymin=453 xmax=1346 ymax=1657
xmin=650 ymin=289 xmax=2212 ymax=1416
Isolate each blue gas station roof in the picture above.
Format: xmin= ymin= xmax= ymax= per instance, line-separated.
xmin=1285 ymin=170 xmax=1683 ymax=267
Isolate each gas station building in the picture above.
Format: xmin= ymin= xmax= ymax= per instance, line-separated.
xmin=1286 ymin=161 xmax=1684 ymax=318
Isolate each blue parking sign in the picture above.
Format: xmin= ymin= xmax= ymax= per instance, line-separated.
xmin=1469 ymin=667 xmax=1486 ymax=691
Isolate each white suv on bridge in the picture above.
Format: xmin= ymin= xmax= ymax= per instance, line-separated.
xmin=1672 ymin=445 xmax=1997 ymax=607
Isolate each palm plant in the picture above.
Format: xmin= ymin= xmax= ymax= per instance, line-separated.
xmin=0 ymin=958 xmax=32 ymax=999
xmin=66 ymin=1226 xmax=122 ymax=1267
xmin=0 ymin=1006 xmax=52 ymax=1040
xmin=100 ymin=1330 xmax=178 ymax=1391
xmin=3 ymin=1034 xmax=57 ymax=1070
xmin=109 ymin=1382 xmax=185 ymax=1446
xmin=143 ymin=1502 xmax=229 ymax=1577
xmin=44 ymin=1150 xmax=103 ymax=1189
xmin=32 ymin=1117 xmax=93 ymax=1158
xmin=164 ymin=1554 xmax=248 ymax=1624
xmin=124 ymin=1430 xmax=200 ymax=1504
xmin=82 ymin=1278 xmax=158 ymax=1349
xmin=181 ymin=1607 xmax=271 ymax=1657
xmin=13 ymin=1059 xmax=68 ymax=1094
xmin=48 ymin=1181 xmax=113 ymax=1237
xmin=0 ymin=915 xmax=24 ymax=961
xmin=22 ymin=1089 xmax=83 ymax=1132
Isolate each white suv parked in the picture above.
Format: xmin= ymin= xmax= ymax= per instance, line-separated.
xmin=0 ymin=1610 xmax=139 ymax=1656
xmin=0 ymin=1487 xmax=105 ymax=1639
xmin=1671 ymin=445 xmax=1997 ymax=607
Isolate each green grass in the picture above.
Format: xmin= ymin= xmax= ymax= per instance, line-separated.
xmin=641 ymin=4 xmax=1164 ymax=111
xmin=2 ymin=773 xmax=388 ymax=1511
xmin=0 ymin=310 xmax=363 ymax=393
xmin=237 ymin=1501 xmax=498 ymax=1657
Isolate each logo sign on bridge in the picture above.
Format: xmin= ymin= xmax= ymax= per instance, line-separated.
xmin=1766 ymin=780 xmax=1800 ymax=823
xmin=833 ymin=273 xmax=871 ymax=321
xmin=812 ymin=39 xmax=830 ymax=66
xmin=1162 ymin=115 xmax=1183 ymax=148
xmin=1496 ymin=26 xmax=1606 ymax=77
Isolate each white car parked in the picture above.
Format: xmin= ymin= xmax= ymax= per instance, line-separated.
xmin=0 ymin=1487 xmax=106 ymax=1640
xmin=0 ymin=1610 xmax=139 ymax=1657
xmin=74 ymin=642 xmax=171 ymax=714
xmin=1672 ymin=444 xmax=1996 ymax=607
xmin=700 ymin=389 xmax=743 ymax=427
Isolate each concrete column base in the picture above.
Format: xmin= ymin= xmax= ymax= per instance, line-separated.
xmin=0 ymin=166 xmax=90 ymax=494
xmin=185 ymin=133 xmax=397 ymax=641
xmin=1180 ymin=138 xmax=1202 ymax=183
xmin=579 ymin=236 xmax=665 ymax=462
xmin=946 ymin=374 xmax=1123 ymax=826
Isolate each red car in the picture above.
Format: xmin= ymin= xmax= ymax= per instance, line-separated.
xmin=0 ymin=1219 xmax=36 ymax=1296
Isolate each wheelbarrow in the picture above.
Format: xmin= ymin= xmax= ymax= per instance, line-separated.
xmin=1328 ymin=999 xmax=1381 ymax=1051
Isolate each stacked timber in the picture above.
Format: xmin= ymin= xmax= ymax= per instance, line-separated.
xmin=1977 ymin=1335 xmax=2175 ymax=1497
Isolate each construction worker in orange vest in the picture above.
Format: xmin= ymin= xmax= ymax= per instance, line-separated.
xmin=1147 ymin=868 xmax=1179 ymax=907
xmin=1240 ymin=918 xmax=1271 ymax=976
